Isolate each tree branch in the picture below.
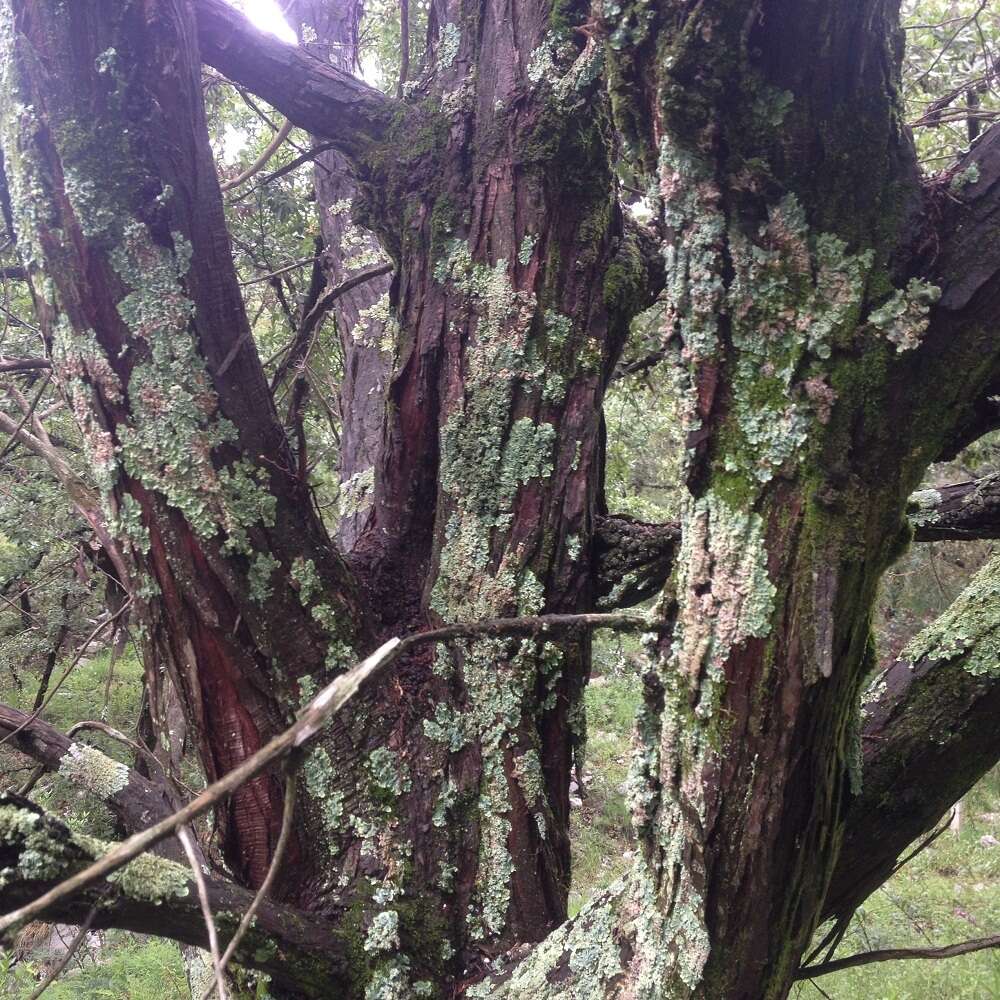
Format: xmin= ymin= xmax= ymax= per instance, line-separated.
xmin=909 ymin=471 xmax=1000 ymax=540
xmin=0 ymin=796 xmax=349 ymax=999
xmin=797 ymin=933 xmax=1000 ymax=980
xmin=0 ymin=356 xmax=50 ymax=373
xmin=823 ymin=553 xmax=1000 ymax=925
xmin=0 ymin=703 xmax=181 ymax=860
xmin=194 ymin=0 xmax=395 ymax=160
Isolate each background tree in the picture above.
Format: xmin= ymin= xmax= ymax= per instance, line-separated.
xmin=0 ymin=0 xmax=998 ymax=998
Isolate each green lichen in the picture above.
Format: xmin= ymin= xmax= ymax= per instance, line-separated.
xmin=291 ymin=557 xmax=323 ymax=606
xmin=868 ymin=278 xmax=942 ymax=353
xmin=950 ymin=162 xmax=980 ymax=192
xmin=58 ymin=742 xmax=130 ymax=800
xmin=248 ymin=552 xmax=281 ymax=604
xmin=340 ymin=467 xmax=375 ymax=519
xmin=902 ymin=553 xmax=1000 ymax=676
xmin=367 ymin=747 xmax=411 ymax=798
xmin=517 ymin=234 xmax=537 ymax=265
xmin=0 ymin=805 xmax=188 ymax=904
xmin=302 ymin=746 xmax=345 ymax=836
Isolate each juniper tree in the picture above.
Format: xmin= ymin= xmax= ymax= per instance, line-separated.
xmin=0 ymin=1 xmax=999 ymax=998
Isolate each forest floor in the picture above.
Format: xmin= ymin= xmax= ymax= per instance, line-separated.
xmin=2 ymin=658 xmax=999 ymax=999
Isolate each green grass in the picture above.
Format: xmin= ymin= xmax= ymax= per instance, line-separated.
xmin=2 ymin=933 xmax=188 ymax=1000
xmin=573 ymin=675 xmax=1000 ymax=998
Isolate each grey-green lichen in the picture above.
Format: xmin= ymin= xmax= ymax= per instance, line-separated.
xmin=437 ymin=23 xmax=461 ymax=68
xmin=339 ymin=466 xmax=375 ymax=519
xmin=0 ymin=805 xmax=189 ymax=904
xmin=906 ymin=487 xmax=942 ymax=528
xmin=902 ymin=552 xmax=1000 ymax=676
xmin=724 ymin=194 xmax=874 ymax=482
xmin=364 ymin=909 xmax=401 ymax=953
xmin=111 ymin=223 xmax=277 ymax=551
xmin=867 ymin=278 xmax=941 ymax=353
xmin=58 ymin=741 xmax=130 ymax=800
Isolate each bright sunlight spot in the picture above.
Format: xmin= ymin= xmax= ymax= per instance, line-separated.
xmin=227 ymin=0 xmax=298 ymax=45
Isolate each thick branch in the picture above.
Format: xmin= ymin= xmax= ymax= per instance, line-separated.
xmin=592 ymin=513 xmax=680 ymax=609
xmin=0 ymin=797 xmax=347 ymax=999
xmin=0 ymin=703 xmax=181 ymax=860
xmin=194 ymin=0 xmax=394 ymax=159
xmin=909 ymin=471 xmax=1000 ymax=540
xmin=823 ymin=554 xmax=1000 ymax=924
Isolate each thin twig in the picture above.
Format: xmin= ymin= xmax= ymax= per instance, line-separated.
xmin=796 ymin=932 xmax=1000 ymax=979
xmin=26 ymin=904 xmax=98 ymax=999
xmin=0 ymin=375 xmax=50 ymax=464
xmin=178 ymin=826 xmax=228 ymax=1000
xmin=203 ymin=770 xmax=298 ymax=999
xmin=220 ymin=119 xmax=294 ymax=193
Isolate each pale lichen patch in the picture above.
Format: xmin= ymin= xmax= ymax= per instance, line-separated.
xmin=58 ymin=741 xmax=130 ymax=800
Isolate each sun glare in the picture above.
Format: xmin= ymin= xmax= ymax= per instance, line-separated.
xmin=230 ymin=0 xmax=298 ymax=45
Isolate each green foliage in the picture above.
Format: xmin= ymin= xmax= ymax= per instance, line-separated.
xmin=901 ymin=0 xmax=1000 ymax=166
xmin=3 ymin=933 xmax=188 ymax=1000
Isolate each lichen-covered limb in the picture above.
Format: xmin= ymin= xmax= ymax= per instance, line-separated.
xmin=590 ymin=472 xmax=1000 ymax=611
xmin=908 ymin=472 xmax=1000 ymax=540
xmin=195 ymin=0 xmax=395 ymax=160
xmin=592 ymin=514 xmax=681 ymax=609
xmin=0 ymin=797 xmax=349 ymax=998
xmin=823 ymin=552 xmax=1000 ymax=927
xmin=0 ymin=702 xmax=182 ymax=861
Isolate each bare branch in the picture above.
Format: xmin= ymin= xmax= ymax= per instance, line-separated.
xmin=797 ymin=932 xmax=1000 ymax=980
xmin=178 ymin=826 xmax=228 ymax=1000
xmin=0 ymin=355 xmax=48 ymax=373
xmin=220 ymin=118 xmax=293 ymax=193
